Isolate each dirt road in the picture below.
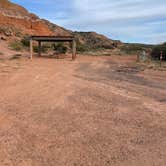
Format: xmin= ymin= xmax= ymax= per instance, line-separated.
xmin=0 ymin=55 xmax=166 ymax=166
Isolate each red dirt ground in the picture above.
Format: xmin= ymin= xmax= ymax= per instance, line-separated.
xmin=0 ymin=55 xmax=166 ymax=166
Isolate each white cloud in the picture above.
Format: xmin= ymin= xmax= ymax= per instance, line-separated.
xmin=11 ymin=0 xmax=166 ymax=44
xmin=62 ymin=0 xmax=166 ymax=44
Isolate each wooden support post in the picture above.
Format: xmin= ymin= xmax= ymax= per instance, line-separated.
xmin=38 ymin=41 xmax=41 ymax=56
xmin=30 ymin=39 xmax=33 ymax=60
xmin=160 ymin=51 xmax=163 ymax=67
xmin=72 ymin=39 xmax=76 ymax=60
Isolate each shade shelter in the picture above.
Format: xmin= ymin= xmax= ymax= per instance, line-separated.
xmin=29 ymin=36 xmax=76 ymax=60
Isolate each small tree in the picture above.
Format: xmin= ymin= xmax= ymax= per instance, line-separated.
xmin=33 ymin=45 xmax=48 ymax=53
xmin=53 ymin=43 xmax=67 ymax=54
xmin=21 ymin=36 xmax=30 ymax=47
xmin=76 ymin=44 xmax=88 ymax=52
xmin=9 ymin=40 xmax=23 ymax=51
xmin=151 ymin=43 xmax=166 ymax=61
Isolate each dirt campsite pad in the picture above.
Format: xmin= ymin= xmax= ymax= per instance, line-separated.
xmin=0 ymin=55 xmax=166 ymax=166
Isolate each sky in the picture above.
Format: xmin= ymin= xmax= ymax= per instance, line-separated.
xmin=11 ymin=0 xmax=166 ymax=44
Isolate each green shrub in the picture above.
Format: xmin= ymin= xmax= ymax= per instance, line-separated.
xmin=75 ymin=40 xmax=89 ymax=52
xmin=21 ymin=36 xmax=30 ymax=47
xmin=9 ymin=40 xmax=23 ymax=51
xmin=9 ymin=37 xmax=31 ymax=51
xmin=15 ymin=30 xmax=23 ymax=37
xmin=151 ymin=43 xmax=166 ymax=61
xmin=53 ymin=43 xmax=67 ymax=54
xmin=120 ymin=44 xmax=144 ymax=54
xmin=33 ymin=45 xmax=48 ymax=53
xmin=76 ymin=44 xmax=88 ymax=52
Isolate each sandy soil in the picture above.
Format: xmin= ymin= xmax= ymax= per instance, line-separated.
xmin=0 ymin=55 xmax=166 ymax=166
xmin=0 ymin=40 xmax=19 ymax=59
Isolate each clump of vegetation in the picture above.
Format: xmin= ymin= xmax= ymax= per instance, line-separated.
xmin=76 ymin=43 xmax=89 ymax=52
xmin=75 ymin=39 xmax=103 ymax=53
xmin=21 ymin=36 xmax=30 ymax=47
xmin=33 ymin=44 xmax=49 ymax=53
xmin=14 ymin=29 xmax=23 ymax=37
xmin=120 ymin=43 xmax=153 ymax=55
xmin=9 ymin=40 xmax=23 ymax=51
xmin=9 ymin=36 xmax=30 ymax=51
xmin=9 ymin=37 xmax=51 ymax=53
xmin=120 ymin=44 xmax=144 ymax=55
xmin=151 ymin=43 xmax=166 ymax=61
xmin=53 ymin=43 xmax=67 ymax=54
xmin=33 ymin=45 xmax=49 ymax=53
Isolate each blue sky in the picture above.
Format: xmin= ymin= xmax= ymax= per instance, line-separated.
xmin=11 ymin=0 xmax=166 ymax=44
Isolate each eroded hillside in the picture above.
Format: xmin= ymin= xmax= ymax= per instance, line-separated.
xmin=0 ymin=0 xmax=120 ymax=53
